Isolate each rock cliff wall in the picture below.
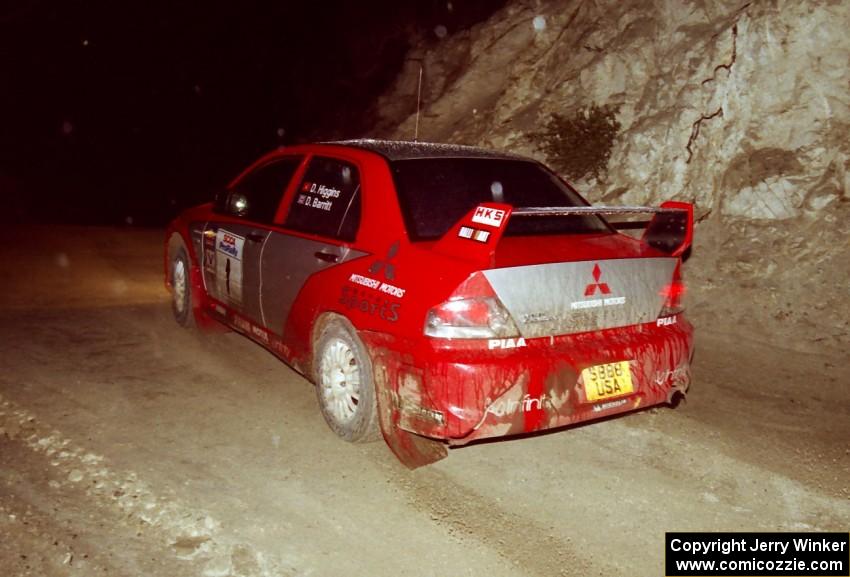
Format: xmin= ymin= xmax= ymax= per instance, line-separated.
xmin=375 ymin=0 xmax=850 ymax=351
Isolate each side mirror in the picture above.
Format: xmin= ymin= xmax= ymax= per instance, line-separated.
xmin=227 ymin=192 xmax=249 ymax=217
xmin=642 ymin=201 xmax=693 ymax=257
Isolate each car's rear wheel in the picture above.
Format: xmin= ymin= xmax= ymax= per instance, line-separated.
xmin=171 ymin=246 xmax=195 ymax=328
xmin=314 ymin=319 xmax=380 ymax=443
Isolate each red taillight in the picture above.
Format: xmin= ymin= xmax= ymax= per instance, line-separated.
xmin=425 ymin=272 xmax=519 ymax=339
xmin=659 ymin=262 xmax=686 ymax=317
xmin=431 ymin=298 xmax=492 ymax=326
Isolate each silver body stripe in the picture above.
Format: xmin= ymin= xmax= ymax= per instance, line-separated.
xmin=193 ymin=222 xmax=366 ymax=335
xmin=199 ymin=223 xmax=265 ymax=323
xmin=259 ymin=234 xmax=366 ymax=336
xmin=483 ymin=258 xmax=677 ymax=338
xmin=256 ymin=230 xmax=272 ymax=328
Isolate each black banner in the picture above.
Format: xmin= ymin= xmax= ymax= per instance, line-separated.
xmin=666 ymin=532 xmax=849 ymax=576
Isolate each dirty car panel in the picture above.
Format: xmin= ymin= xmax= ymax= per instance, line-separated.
xmin=165 ymin=139 xmax=694 ymax=469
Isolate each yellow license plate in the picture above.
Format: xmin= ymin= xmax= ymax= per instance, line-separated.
xmin=582 ymin=361 xmax=634 ymax=402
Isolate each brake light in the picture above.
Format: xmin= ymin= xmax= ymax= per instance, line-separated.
xmin=425 ymin=272 xmax=519 ymax=339
xmin=659 ymin=262 xmax=686 ymax=317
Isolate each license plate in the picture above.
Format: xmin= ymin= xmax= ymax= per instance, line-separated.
xmin=582 ymin=361 xmax=633 ymax=402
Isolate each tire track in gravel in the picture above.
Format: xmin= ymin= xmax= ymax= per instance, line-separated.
xmin=0 ymin=435 xmax=185 ymax=577
xmin=382 ymin=464 xmax=605 ymax=577
xmin=0 ymin=394 xmax=297 ymax=577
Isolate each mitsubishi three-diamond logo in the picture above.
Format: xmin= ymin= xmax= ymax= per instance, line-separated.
xmin=369 ymin=240 xmax=399 ymax=281
xmin=584 ymin=263 xmax=611 ymax=296
xmin=571 ymin=263 xmax=625 ymax=310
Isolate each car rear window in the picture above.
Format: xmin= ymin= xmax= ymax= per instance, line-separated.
xmin=390 ymin=158 xmax=610 ymax=240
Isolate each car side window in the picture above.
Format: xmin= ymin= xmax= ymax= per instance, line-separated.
xmin=215 ymin=156 xmax=303 ymax=223
xmin=284 ymin=156 xmax=361 ymax=241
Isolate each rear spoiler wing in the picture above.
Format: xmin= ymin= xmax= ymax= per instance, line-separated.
xmin=515 ymin=201 xmax=694 ymax=256
xmin=434 ymin=201 xmax=693 ymax=264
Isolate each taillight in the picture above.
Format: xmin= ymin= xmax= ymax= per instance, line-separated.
xmin=425 ymin=272 xmax=520 ymax=339
xmin=659 ymin=262 xmax=686 ymax=317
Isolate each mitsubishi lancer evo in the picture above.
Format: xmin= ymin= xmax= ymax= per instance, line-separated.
xmin=165 ymin=139 xmax=694 ymax=467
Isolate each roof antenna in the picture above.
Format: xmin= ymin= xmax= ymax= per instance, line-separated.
xmin=414 ymin=63 xmax=423 ymax=142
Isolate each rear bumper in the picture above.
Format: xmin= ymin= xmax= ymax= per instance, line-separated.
xmin=365 ymin=315 xmax=693 ymax=444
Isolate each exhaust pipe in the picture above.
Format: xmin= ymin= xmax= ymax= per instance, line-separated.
xmin=668 ymin=390 xmax=687 ymax=409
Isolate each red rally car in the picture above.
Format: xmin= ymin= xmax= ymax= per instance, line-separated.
xmin=165 ymin=139 xmax=694 ymax=468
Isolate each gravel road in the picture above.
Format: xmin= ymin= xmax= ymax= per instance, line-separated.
xmin=1 ymin=225 xmax=847 ymax=577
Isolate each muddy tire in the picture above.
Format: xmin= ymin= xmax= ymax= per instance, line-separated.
xmin=313 ymin=320 xmax=380 ymax=443
xmin=170 ymin=246 xmax=195 ymax=328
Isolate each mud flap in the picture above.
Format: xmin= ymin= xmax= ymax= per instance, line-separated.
xmin=373 ymin=362 xmax=448 ymax=469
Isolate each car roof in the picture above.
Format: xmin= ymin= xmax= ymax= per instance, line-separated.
xmin=323 ymin=138 xmax=530 ymax=162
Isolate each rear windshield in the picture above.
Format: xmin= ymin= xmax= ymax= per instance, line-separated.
xmin=391 ymin=158 xmax=610 ymax=240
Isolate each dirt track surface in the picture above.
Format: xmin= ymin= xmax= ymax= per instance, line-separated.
xmin=1 ymin=225 xmax=848 ymax=577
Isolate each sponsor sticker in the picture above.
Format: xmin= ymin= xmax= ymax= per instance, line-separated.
xmin=348 ymin=243 xmax=406 ymax=319
xmin=657 ymin=315 xmax=677 ymax=327
xmin=349 ymin=273 xmax=380 ymax=290
xmin=348 ymin=273 xmax=405 ymax=298
xmin=592 ymin=398 xmax=629 ymax=413
xmin=569 ymin=296 xmax=626 ymax=310
xmin=232 ymin=315 xmax=250 ymax=332
xmin=571 ymin=263 xmax=625 ymax=310
xmin=231 ymin=315 xmax=269 ymax=344
xmin=403 ymin=404 xmax=445 ymax=425
xmin=654 ymin=364 xmax=689 ymax=385
xmin=471 ymin=206 xmax=506 ymax=228
xmin=203 ymin=233 xmax=216 ymax=273
xmin=369 ymin=241 xmax=399 ymax=281
xmin=339 ymin=285 xmax=400 ymax=323
xmin=458 ymin=226 xmax=491 ymax=243
xmin=522 ymin=311 xmax=554 ymax=324
xmin=485 ymin=394 xmax=550 ymax=417
xmin=215 ymin=229 xmax=244 ymax=304
xmin=251 ymin=324 xmax=269 ymax=343
xmin=583 ymin=263 xmax=611 ymax=296
xmin=487 ymin=338 xmax=527 ymax=350
xmin=378 ymin=283 xmax=405 ymax=298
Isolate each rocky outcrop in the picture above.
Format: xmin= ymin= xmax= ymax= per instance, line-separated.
xmin=375 ymin=0 xmax=850 ymax=351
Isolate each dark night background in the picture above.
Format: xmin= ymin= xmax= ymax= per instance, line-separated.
xmin=1 ymin=1 xmax=504 ymax=226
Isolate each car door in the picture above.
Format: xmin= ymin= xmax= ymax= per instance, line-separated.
xmin=202 ymin=156 xmax=304 ymax=324
xmin=259 ymin=155 xmax=364 ymax=336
